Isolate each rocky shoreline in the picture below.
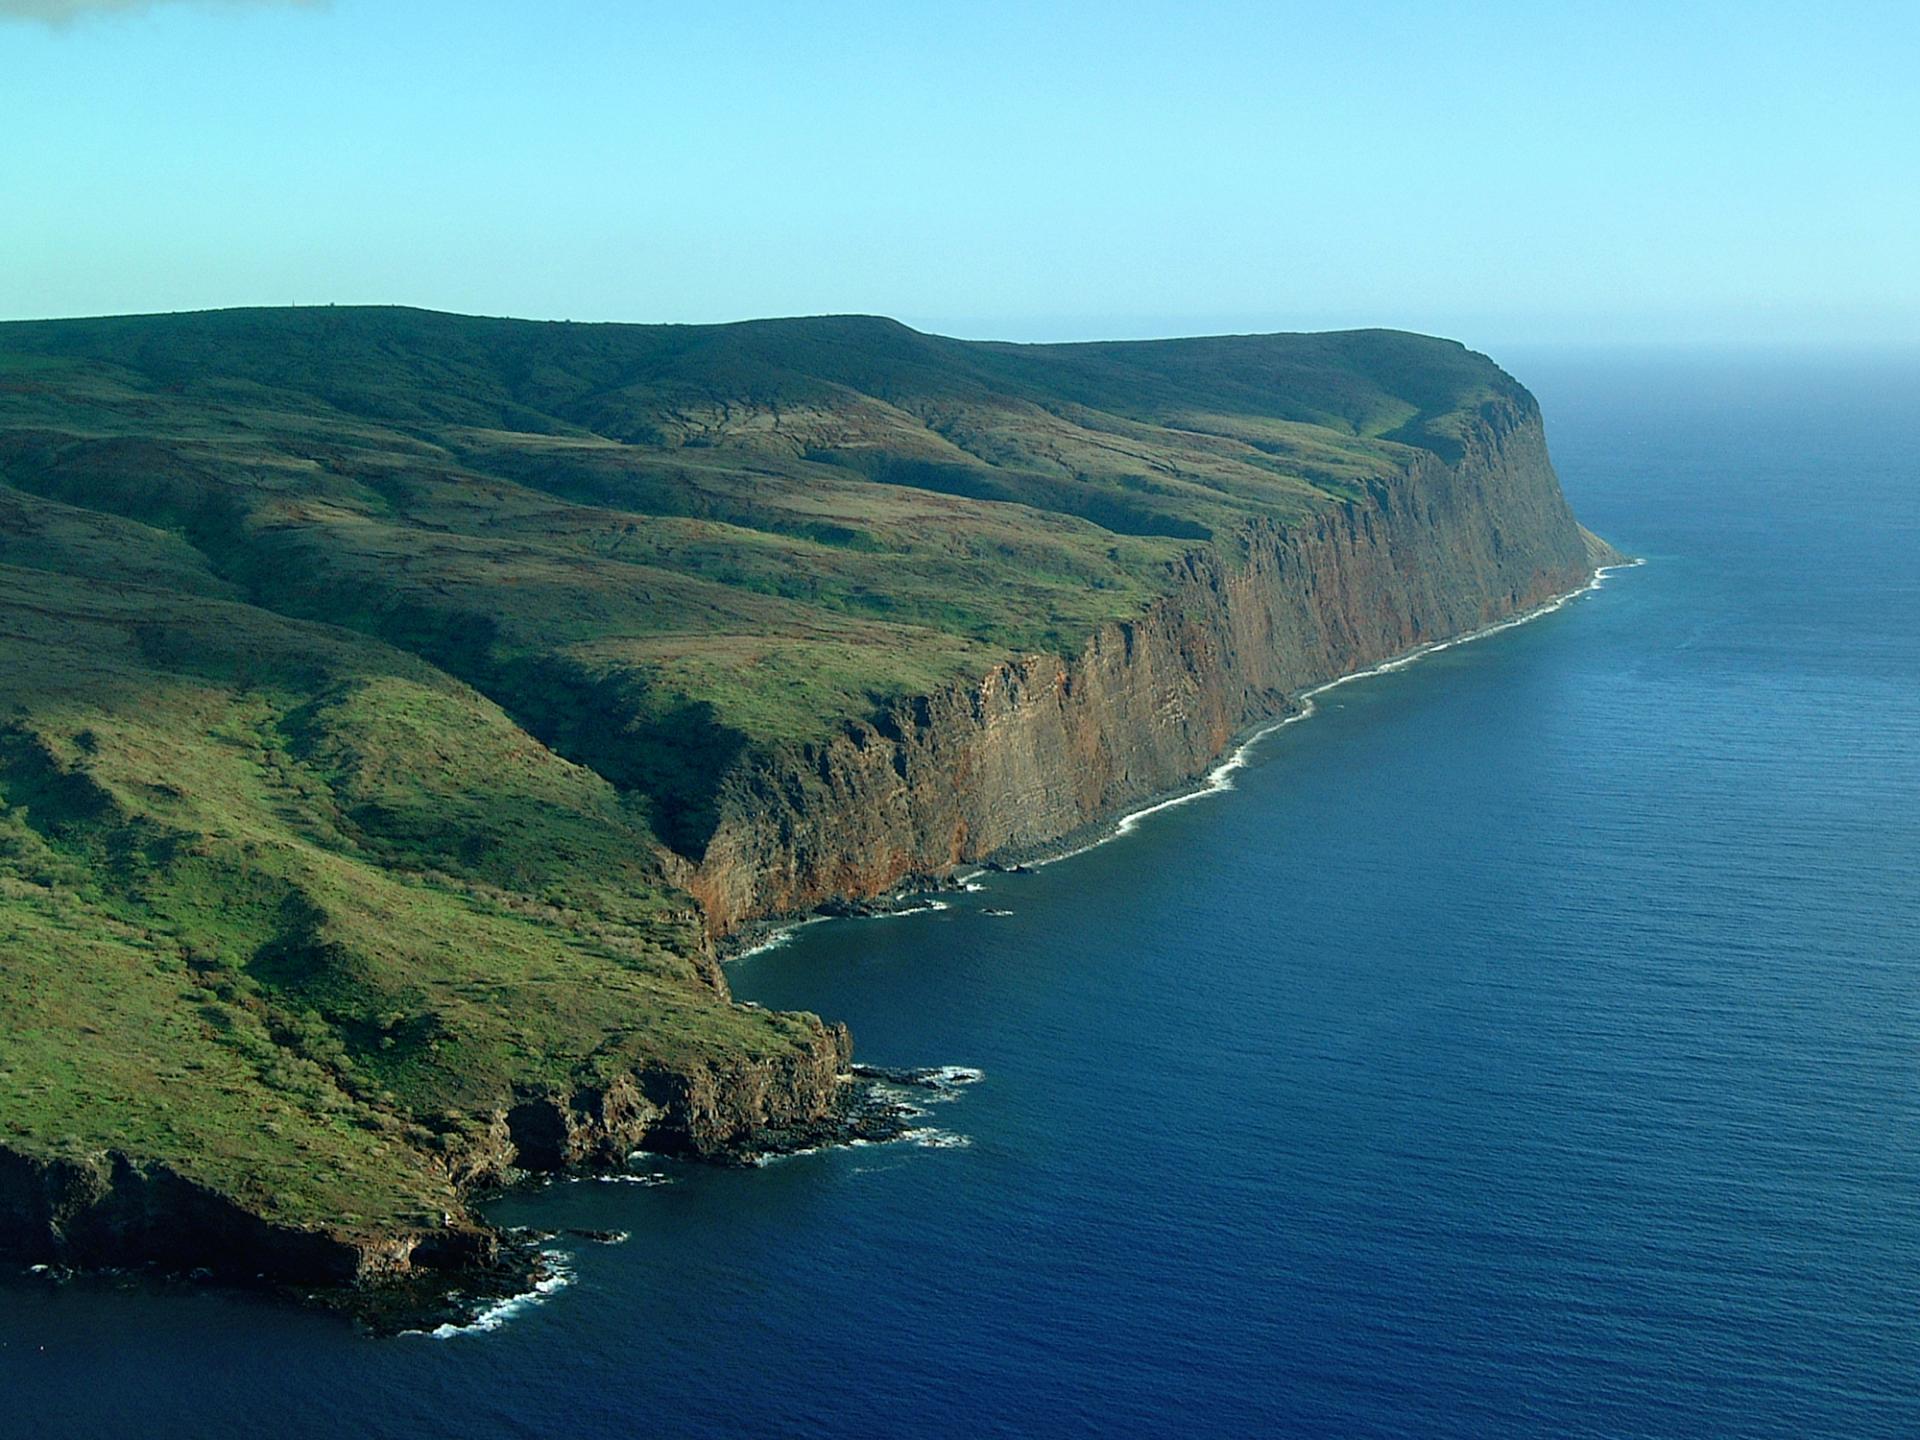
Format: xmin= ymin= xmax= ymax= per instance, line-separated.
xmin=3 ymin=1063 xmax=931 ymax=1335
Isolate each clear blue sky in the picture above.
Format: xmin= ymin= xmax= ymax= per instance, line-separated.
xmin=3 ymin=0 xmax=1915 ymax=348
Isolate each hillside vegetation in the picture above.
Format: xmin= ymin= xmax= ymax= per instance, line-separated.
xmin=0 ymin=307 xmax=1534 ymax=1261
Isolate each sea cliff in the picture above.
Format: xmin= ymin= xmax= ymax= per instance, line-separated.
xmin=690 ymin=394 xmax=1608 ymax=931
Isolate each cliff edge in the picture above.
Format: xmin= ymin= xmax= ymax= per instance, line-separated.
xmin=689 ymin=390 xmax=1598 ymax=929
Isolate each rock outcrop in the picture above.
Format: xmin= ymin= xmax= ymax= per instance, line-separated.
xmin=0 ymin=1015 xmax=857 ymax=1314
xmin=496 ymin=1018 xmax=855 ymax=1170
xmin=0 ymin=1144 xmax=494 ymax=1287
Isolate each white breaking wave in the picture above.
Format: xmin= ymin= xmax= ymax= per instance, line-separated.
xmin=908 ymin=1065 xmax=982 ymax=1103
xmin=727 ymin=896 xmax=955 ymax=960
xmin=576 ymin=1171 xmax=672 ymax=1187
xmin=726 ymin=915 xmax=826 ymax=961
xmin=866 ymin=1087 xmax=932 ymax=1119
xmin=901 ymin=1128 xmax=972 ymax=1149
xmin=925 ymin=1065 xmax=983 ymax=1086
xmin=409 ymin=1251 xmax=574 ymax=1340
xmin=865 ymin=899 xmax=950 ymax=918
xmin=1034 ymin=561 xmax=1643 ymax=868
xmin=752 ymin=1144 xmax=831 ymax=1166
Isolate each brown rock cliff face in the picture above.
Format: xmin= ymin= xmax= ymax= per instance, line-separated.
xmin=688 ymin=396 xmax=1596 ymax=933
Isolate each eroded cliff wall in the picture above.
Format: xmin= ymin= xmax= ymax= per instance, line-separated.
xmin=688 ymin=395 xmax=1598 ymax=932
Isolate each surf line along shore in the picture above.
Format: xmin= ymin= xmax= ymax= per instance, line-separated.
xmin=722 ymin=556 xmax=1645 ymax=936
xmin=1033 ymin=557 xmax=1646 ymax=865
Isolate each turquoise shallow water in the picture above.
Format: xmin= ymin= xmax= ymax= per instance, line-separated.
xmin=4 ymin=353 xmax=1917 ymax=1438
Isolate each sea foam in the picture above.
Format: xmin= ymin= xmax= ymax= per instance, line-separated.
xmin=408 ymin=1251 xmax=574 ymax=1340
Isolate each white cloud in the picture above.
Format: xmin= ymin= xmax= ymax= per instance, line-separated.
xmin=1 ymin=0 xmax=321 ymax=23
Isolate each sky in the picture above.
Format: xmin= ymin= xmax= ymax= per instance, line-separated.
xmin=2 ymin=0 xmax=1916 ymax=350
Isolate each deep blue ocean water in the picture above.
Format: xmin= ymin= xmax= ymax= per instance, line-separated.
xmin=4 ymin=353 xmax=1918 ymax=1438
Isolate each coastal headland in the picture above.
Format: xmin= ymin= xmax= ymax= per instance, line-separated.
xmin=0 ymin=309 xmax=1617 ymax=1322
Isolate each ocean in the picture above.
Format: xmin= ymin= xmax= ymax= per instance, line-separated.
xmin=4 ymin=351 xmax=1917 ymax=1438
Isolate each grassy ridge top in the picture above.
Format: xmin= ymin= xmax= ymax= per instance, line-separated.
xmin=0 ymin=305 xmax=1519 ymax=452
xmin=0 ymin=307 xmax=1525 ymax=774
xmin=0 ymin=308 xmax=1528 ymax=1241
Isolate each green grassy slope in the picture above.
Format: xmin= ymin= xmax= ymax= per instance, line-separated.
xmin=0 ymin=563 xmax=819 ymax=1241
xmin=0 ymin=307 xmax=1538 ymax=1253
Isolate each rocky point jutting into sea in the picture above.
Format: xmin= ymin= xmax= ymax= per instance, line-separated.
xmin=0 ymin=309 xmax=1615 ymax=1321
